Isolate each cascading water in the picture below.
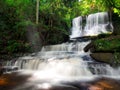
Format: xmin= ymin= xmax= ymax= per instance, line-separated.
xmin=70 ymin=16 xmax=83 ymax=39
xmin=2 ymin=12 xmax=120 ymax=90
xmin=13 ymin=40 xmax=95 ymax=81
xmin=11 ymin=40 xmax=120 ymax=81
xmin=70 ymin=12 xmax=113 ymax=39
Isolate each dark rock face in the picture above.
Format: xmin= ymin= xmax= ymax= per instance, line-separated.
xmin=26 ymin=25 xmax=42 ymax=52
xmin=88 ymin=78 xmax=120 ymax=90
xmin=0 ymin=73 xmax=120 ymax=90
xmin=84 ymin=42 xmax=95 ymax=52
xmin=0 ymin=63 xmax=3 ymax=75
xmin=2 ymin=66 xmax=18 ymax=73
xmin=46 ymin=85 xmax=80 ymax=90
xmin=0 ymin=66 xmax=18 ymax=75
xmin=90 ymin=53 xmax=113 ymax=64
xmin=84 ymin=35 xmax=120 ymax=65
xmin=84 ymin=41 xmax=114 ymax=65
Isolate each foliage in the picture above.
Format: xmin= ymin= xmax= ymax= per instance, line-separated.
xmin=5 ymin=0 xmax=36 ymax=22
xmin=0 ymin=0 xmax=31 ymax=54
xmin=112 ymin=52 xmax=120 ymax=67
xmin=112 ymin=13 xmax=120 ymax=35
xmin=93 ymin=35 xmax=120 ymax=66
xmin=38 ymin=0 xmax=72 ymax=45
xmin=76 ymin=0 xmax=120 ymax=16
xmin=94 ymin=37 xmax=120 ymax=52
xmin=6 ymin=40 xmax=30 ymax=53
xmin=0 ymin=0 xmax=120 ymax=56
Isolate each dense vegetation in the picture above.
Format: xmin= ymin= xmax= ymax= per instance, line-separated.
xmin=94 ymin=35 xmax=120 ymax=52
xmin=0 ymin=0 xmax=120 ymax=60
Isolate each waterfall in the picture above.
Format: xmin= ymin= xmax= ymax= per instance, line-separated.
xmin=3 ymin=12 xmax=120 ymax=83
xmin=12 ymin=40 xmax=97 ymax=81
xmin=4 ymin=40 xmax=120 ymax=82
xmin=70 ymin=12 xmax=113 ymax=39
xmin=70 ymin=16 xmax=83 ymax=39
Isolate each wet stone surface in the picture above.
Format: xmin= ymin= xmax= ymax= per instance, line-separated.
xmin=0 ymin=72 xmax=120 ymax=90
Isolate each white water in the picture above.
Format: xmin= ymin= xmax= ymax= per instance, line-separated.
xmin=70 ymin=12 xmax=113 ymax=39
xmin=4 ymin=12 xmax=120 ymax=84
xmin=5 ymin=41 xmax=93 ymax=81
xmin=70 ymin=16 xmax=83 ymax=38
xmin=5 ymin=40 xmax=120 ymax=82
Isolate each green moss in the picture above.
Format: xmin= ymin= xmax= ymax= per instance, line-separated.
xmin=112 ymin=52 xmax=120 ymax=67
xmin=94 ymin=38 xmax=120 ymax=52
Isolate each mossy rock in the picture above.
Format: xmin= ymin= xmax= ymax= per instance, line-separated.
xmin=93 ymin=35 xmax=120 ymax=52
xmin=84 ymin=35 xmax=120 ymax=53
xmin=90 ymin=52 xmax=120 ymax=66
xmin=90 ymin=53 xmax=113 ymax=64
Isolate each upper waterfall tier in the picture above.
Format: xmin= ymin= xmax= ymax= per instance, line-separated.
xmin=70 ymin=12 xmax=113 ymax=39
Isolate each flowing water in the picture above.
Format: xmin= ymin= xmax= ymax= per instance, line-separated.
xmin=70 ymin=12 xmax=113 ymax=39
xmin=10 ymin=40 xmax=120 ymax=80
xmin=2 ymin=12 xmax=120 ymax=90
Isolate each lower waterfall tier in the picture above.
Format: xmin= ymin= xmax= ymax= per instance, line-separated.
xmin=1 ymin=40 xmax=120 ymax=83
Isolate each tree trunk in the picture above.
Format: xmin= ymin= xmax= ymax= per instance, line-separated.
xmin=36 ymin=0 xmax=39 ymax=24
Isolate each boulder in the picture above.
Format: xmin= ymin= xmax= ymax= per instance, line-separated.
xmin=88 ymin=78 xmax=120 ymax=90
xmin=90 ymin=53 xmax=113 ymax=64
xmin=1 ymin=66 xmax=18 ymax=74
xmin=0 ymin=63 xmax=3 ymax=75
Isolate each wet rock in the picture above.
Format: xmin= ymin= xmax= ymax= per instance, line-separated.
xmin=88 ymin=85 xmax=103 ymax=90
xmin=0 ymin=72 xmax=120 ymax=90
xmin=84 ymin=42 xmax=95 ymax=52
xmin=90 ymin=53 xmax=113 ymax=64
xmin=88 ymin=78 xmax=120 ymax=90
xmin=0 ymin=72 xmax=31 ymax=90
xmin=84 ymin=35 xmax=120 ymax=65
xmin=0 ymin=63 xmax=3 ymax=75
xmin=1 ymin=66 xmax=18 ymax=74
xmin=46 ymin=84 xmax=80 ymax=90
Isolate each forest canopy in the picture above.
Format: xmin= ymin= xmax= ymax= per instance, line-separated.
xmin=0 ymin=0 xmax=120 ymax=55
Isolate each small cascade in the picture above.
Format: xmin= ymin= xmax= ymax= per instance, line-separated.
xmin=41 ymin=40 xmax=90 ymax=52
xmin=70 ymin=12 xmax=113 ymax=39
xmin=4 ymin=40 xmax=120 ymax=81
xmin=2 ymin=12 xmax=120 ymax=84
xmin=14 ymin=40 xmax=91 ymax=70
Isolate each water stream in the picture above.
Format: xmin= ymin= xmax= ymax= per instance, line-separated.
xmin=2 ymin=12 xmax=120 ymax=90
xmin=11 ymin=40 xmax=120 ymax=81
xmin=70 ymin=12 xmax=113 ymax=39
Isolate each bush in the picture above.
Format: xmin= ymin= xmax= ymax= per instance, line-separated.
xmin=94 ymin=38 xmax=120 ymax=52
